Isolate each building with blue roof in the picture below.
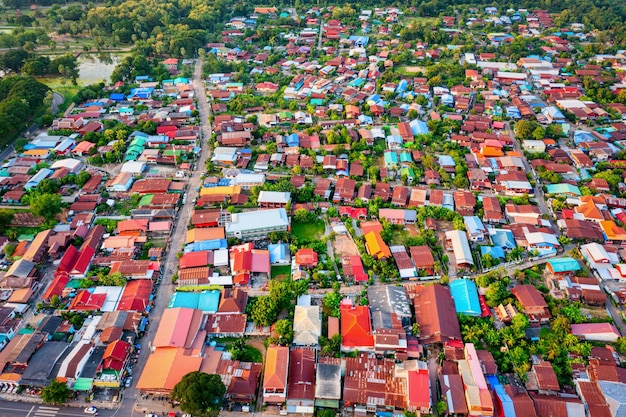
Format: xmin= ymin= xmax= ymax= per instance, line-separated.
xmin=128 ymin=87 xmax=154 ymax=100
xmin=348 ymin=35 xmax=369 ymax=47
xmin=135 ymin=75 xmax=152 ymax=82
xmin=26 ymin=168 xmax=53 ymax=191
xmin=410 ymin=120 xmax=429 ymax=136
xmin=384 ymin=151 xmax=399 ymax=167
xmin=184 ymin=239 xmax=228 ymax=253
xmin=286 ymin=133 xmax=299 ymax=147
xmin=110 ymin=93 xmax=125 ymax=101
xmin=396 ymin=80 xmax=408 ymax=93
xmin=547 ymin=257 xmax=581 ymax=274
xmin=268 ymin=243 xmax=290 ymax=265
xmin=489 ymin=229 xmax=517 ymax=250
xmin=168 ymin=291 xmax=220 ymax=312
xmin=449 ymin=279 xmax=481 ymax=316
xmin=486 ymin=376 xmax=516 ymax=417
xmin=480 ymin=246 xmax=505 ymax=259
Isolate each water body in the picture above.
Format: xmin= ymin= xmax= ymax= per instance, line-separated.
xmin=77 ymin=53 xmax=126 ymax=84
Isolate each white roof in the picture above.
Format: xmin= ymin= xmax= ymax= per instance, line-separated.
xmin=213 ymin=249 xmax=229 ymax=266
xmin=258 ymin=191 xmax=291 ymax=204
xmin=293 ymin=305 xmax=321 ymax=346
xmin=233 ymin=173 xmax=265 ymax=185
xmin=581 ymin=242 xmax=610 ymax=263
xmin=50 ymin=158 xmax=81 ymax=171
xmin=226 ymin=208 xmax=289 ymax=234
xmin=208 ymin=275 xmax=233 ymax=286
xmin=93 ymin=286 xmax=123 ymax=312
xmin=446 ymin=230 xmax=474 ymax=265
xmin=120 ymin=161 xmax=147 ymax=174
xmin=525 ymin=231 xmax=559 ymax=246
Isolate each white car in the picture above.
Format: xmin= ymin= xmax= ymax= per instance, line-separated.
xmin=84 ymin=406 xmax=98 ymax=414
xmin=145 ymin=414 xmax=159 ymax=417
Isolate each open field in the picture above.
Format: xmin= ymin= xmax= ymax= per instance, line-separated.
xmin=271 ymin=265 xmax=291 ymax=281
xmin=292 ymin=219 xmax=324 ymax=241
xmin=333 ymin=233 xmax=359 ymax=257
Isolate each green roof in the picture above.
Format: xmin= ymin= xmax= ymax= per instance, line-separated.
xmin=18 ymin=327 xmax=34 ymax=335
xmin=163 ymin=149 xmax=184 ymax=157
xmin=17 ymin=234 xmax=35 ymax=242
xmin=66 ymin=279 xmax=84 ymax=289
xmin=401 ymin=167 xmax=415 ymax=178
xmin=139 ymin=194 xmax=154 ymax=206
xmin=74 ymin=378 xmax=93 ymax=391
xmin=0 ymin=168 xmax=10 ymax=177
xmin=546 ymin=183 xmax=581 ymax=196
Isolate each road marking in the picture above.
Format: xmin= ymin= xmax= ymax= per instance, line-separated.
xmin=25 ymin=406 xmax=35 ymax=417
xmin=37 ymin=407 xmax=59 ymax=411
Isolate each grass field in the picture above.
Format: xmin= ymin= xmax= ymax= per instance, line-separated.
xmin=271 ymin=265 xmax=292 ymax=281
xmin=292 ymin=219 xmax=324 ymax=241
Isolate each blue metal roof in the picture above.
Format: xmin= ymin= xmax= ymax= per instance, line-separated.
xmin=547 ymin=257 xmax=581 ymax=273
xmin=197 ymin=290 xmax=220 ymax=312
xmin=184 ymin=239 xmax=228 ymax=253
xmin=449 ymin=279 xmax=481 ymax=316
xmin=486 ymin=376 xmax=516 ymax=417
xmin=168 ymin=292 xmax=200 ymax=309
xmin=480 ymin=246 xmax=505 ymax=259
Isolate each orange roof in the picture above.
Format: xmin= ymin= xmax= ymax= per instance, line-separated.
xmin=481 ymin=146 xmax=504 ymax=157
xmin=263 ymin=345 xmax=289 ymax=390
xmin=136 ymin=347 xmax=202 ymax=392
xmin=7 ymin=288 xmax=32 ymax=303
xmin=574 ymin=200 xmax=604 ymax=220
xmin=341 ymin=301 xmax=374 ymax=348
xmin=360 ymin=220 xmax=383 ymax=235
xmin=364 ymin=231 xmax=391 ymax=259
xmin=186 ymin=227 xmax=225 ymax=244
xmin=600 ymin=220 xmax=626 ymax=241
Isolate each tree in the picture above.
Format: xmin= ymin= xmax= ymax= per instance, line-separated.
xmin=274 ymin=319 xmax=294 ymax=345
xmin=248 ymin=296 xmax=278 ymax=326
xmin=171 ymin=372 xmax=225 ymax=417
xmin=98 ymin=271 xmax=127 ymax=286
xmin=616 ymin=337 xmax=626 ymax=355
xmin=41 ymin=379 xmax=70 ymax=404
xmin=323 ymin=291 xmax=342 ymax=317
xmin=29 ymin=193 xmax=62 ymax=220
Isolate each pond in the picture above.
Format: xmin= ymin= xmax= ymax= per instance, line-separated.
xmin=77 ymin=53 xmax=127 ymax=84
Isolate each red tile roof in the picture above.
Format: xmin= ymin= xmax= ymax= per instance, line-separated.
xmin=341 ymin=301 xmax=374 ymax=349
xmin=117 ymin=279 xmax=153 ymax=311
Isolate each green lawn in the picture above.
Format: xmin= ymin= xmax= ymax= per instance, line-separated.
xmin=271 ymin=265 xmax=292 ymax=281
xmin=292 ymin=219 xmax=324 ymax=242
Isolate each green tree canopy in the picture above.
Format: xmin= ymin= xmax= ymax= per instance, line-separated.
xmin=171 ymin=372 xmax=225 ymax=417
xmin=29 ymin=193 xmax=62 ymax=221
xmin=41 ymin=379 xmax=70 ymax=404
xmin=247 ymin=295 xmax=278 ymax=327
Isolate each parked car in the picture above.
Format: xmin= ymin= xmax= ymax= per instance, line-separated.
xmin=84 ymin=406 xmax=98 ymax=414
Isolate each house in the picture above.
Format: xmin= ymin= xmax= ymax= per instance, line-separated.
xmin=410 ymin=246 xmax=436 ymax=276
xmin=364 ymin=231 xmax=391 ymax=260
xmin=293 ymin=305 xmax=321 ymax=346
xmin=341 ymin=298 xmax=374 ymax=351
xmin=295 ymin=248 xmax=318 ymax=269
xmin=286 ymin=348 xmax=316 ymax=414
xmin=343 ymin=352 xmax=407 ymax=410
xmin=571 ymin=323 xmax=621 ymax=343
xmin=407 ymin=361 xmax=431 ymax=414
xmin=445 ymin=230 xmax=474 ymax=269
xmin=546 ymin=257 xmax=581 ymax=275
xmin=263 ymin=345 xmax=289 ymax=404
xmin=454 ymin=191 xmax=476 ymax=216
xmin=527 ymin=359 xmax=560 ymax=394
xmin=258 ymin=191 xmax=291 ymax=208
xmin=464 ymin=216 xmax=487 ymax=242
xmin=449 ymin=279 xmax=482 ymax=316
xmin=315 ymin=359 xmax=342 ymax=408
xmin=412 ymin=284 xmax=462 ymax=345
xmin=225 ymin=208 xmax=289 ymax=240
xmin=511 ymin=285 xmax=551 ymax=324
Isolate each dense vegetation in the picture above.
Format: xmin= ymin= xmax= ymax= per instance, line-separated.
xmin=0 ymin=76 xmax=49 ymax=146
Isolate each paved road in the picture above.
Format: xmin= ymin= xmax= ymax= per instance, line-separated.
xmin=51 ymin=92 xmax=65 ymax=115
xmin=0 ymin=402 xmax=115 ymax=417
xmin=125 ymin=58 xmax=214 ymax=417
xmin=505 ymin=121 xmax=551 ymax=217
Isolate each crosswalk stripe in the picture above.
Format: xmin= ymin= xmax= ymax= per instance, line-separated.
xmin=37 ymin=407 xmax=59 ymax=411
xmin=34 ymin=411 xmax=58 ymax=416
